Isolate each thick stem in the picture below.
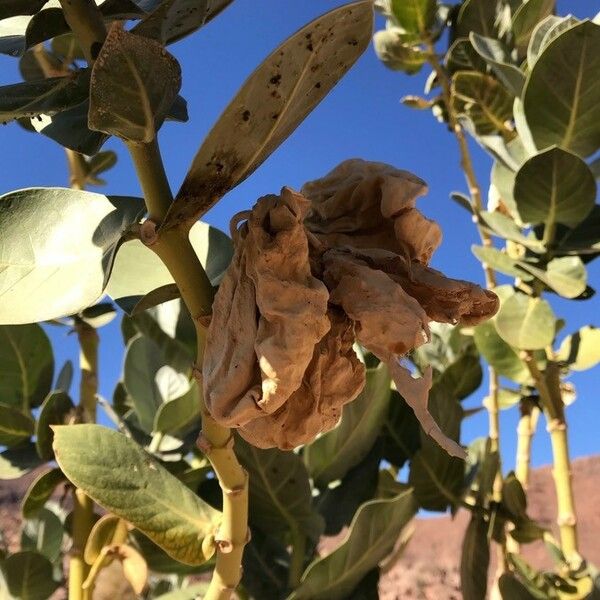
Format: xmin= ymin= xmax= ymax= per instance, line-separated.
xmin=515 ymin=400 xmax=539 ymax=489
xmin=75 ymin=321 xmax=99 ymax=423
xmin=66 ymin=150 xmax=88 ymax=190
xmin=69 ymin=489 xmax=94 ymax=600
xmin=57 ymin=0 xmax=106 ymax=64
xmin=523 ymin=353 xmax=578 ymax=560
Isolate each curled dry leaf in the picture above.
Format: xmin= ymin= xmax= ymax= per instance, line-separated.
xmin=204 ymin=159 xmax=498 ymax=454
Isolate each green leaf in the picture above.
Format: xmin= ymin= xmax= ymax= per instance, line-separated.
xmin=51 ymin=32 xmax=86 ymax=61
xmin=498 ymin=573 xmax=539 ymax=599
xmin=154 ymin=381 xmax=201 ymax=436
xmin=557 ymin=326 xmax=600 ymax=371
xmin=516 ymin=256 xmax=587 ymax=299
xmin=479 ymin=211 xmax=543 ymax=251
xmin=53 ymin=424 xmax=220 ymax=565
xmin=105 ymin=221 xmax=232 ymax=313
xmin=79 ymin=302 xmax=117 ymax=328
xmin=373 ymin=30 xmax=427 ymax=74
xmin=523 ymin=21 xmax=600 ymax=157
xmin=555 ymin=205 xmax=600 ymax=256
xmin=461 ymin=515 xmax=490 ymax=600
xmin=89 ymin=24 xmax=181 ymax=142
xmin=124 ymin=333 xmax=190 ymax=433
xmin=473 ymin=321 xmax=532 ymax=383
xmin=21 ymin=468 xmax=67 ymax=519
xmin=0 ymin=551 xmax=59 ymax=598
xmin=511 ymin=0 xmax=555 ymax=56
xmin=0 ymin=188 xmax=143 ymax=323
xmin=472 ymin=245 xmax=533 ymax=280
xmin=495 ymin=292 xmax=555 ymax=350
xmin=469 ymin=33 xmax=525 ymax=96
xmin=502 ymin=472 xmax=527 ymax=520
xmin=438 ymin=353 xmax=483 ymax=401
xmin=163 ymin=1 xmax=373 ymax=228
xmin=154 ymin=584 xmax=210 ymax=600
xmin=0 ymin=70 xmax=90 ymax=124
xmin=34 ymin=99 xmax=109 ymax=155
xmin=84 ymin=515 xmax=128 ymax=564
xmin=0 ymin=442 xmax=42 ymax=480
xmin=19 ymin=47 xmax=63 ymax=82
xmin=445 ymin=38 xmax=487 ymax=75
xmin=21 ymin=508 xmax=64 ymax=563
xmin=133 ymin=0 xmax=234 ymax=44
xmin=390 ymin=0 xmax=436 ymax=34
xmin=451 ymin=71 xmax=514 ymax=136
xmin=235 ymin=436 xmax=324 ymax=543
xmin=0 ymin=404 xmax=34 ymax=447
xmin=383 ymin=391 xmax=421 ymax=468
xmin=527 ymin=15 xmax=578 ymax=67
xmin=453 ymin=0 xmax=499 ymax=39
xmin=55 ymin=360 xmax=73 ymax=394
xmin=408 ymin=385 xmax=464 ymax=511
xmin=35 ymin=391 xmax=75 ymax=461
xmin=0 ymin=325 xmax=53 ymax=410
xmin=304 ymin=362 xmax=391 ymax=487
xmin=514 ymin=147 xmax=596 ymax=229
xmin=289 ymin=490 xmax=417 ymax=600
xmin=86 ymin=150 xmax=118 ymax=180
xmin=0 ymin=0 xmax=46 ymax=20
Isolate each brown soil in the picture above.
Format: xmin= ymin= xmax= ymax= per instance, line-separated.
xmin=2 ymin=456 xmax=599 ymax=599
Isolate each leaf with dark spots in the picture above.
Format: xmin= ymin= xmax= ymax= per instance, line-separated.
xmin=161 ymin=1 xmax=374 ymax=230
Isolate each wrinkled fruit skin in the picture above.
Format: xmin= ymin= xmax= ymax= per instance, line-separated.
xmin=203 ymin=159 xmax=499 ymax=454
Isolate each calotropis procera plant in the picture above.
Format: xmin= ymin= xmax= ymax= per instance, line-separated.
xmin=374 ymin=0 xmax=600 ymax=599
xmin=0 ymin=2 xmax=499 ymax=600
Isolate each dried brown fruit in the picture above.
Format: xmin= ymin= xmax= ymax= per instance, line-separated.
xmin=302 ymin=159 xmax=442 ymax=265
xmin=239 ymin=309 xmax=365 ymax=449
xmin=203 ymin=188 xmax=330 ymax=429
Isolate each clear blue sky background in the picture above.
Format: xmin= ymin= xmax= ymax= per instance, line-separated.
xmin=0 ymin=0 xmax=598 ymax=474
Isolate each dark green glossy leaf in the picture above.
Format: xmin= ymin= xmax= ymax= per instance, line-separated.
xmin=445 ymin=38 xmax=486 ymax=74
xmin=452 ymin=0 xmax=498 ymax=40
xmin=21 ymin=468 xmax=67 ymax=519
xmin=0 ymin=325 xmax=53 ymax=409
xmin=0 ymin=442 xmax=42 ymax=480
xmin=35 ymin=391 xmax=75 ymax=461
xmin=523 ymin=21 xmax=600 ymax=157
xmin=0 ymin=403 xmax=34 ymax=446
xmin=289 ymin=490 xmax=417 ymax=600
xmin=164 ymin=1 xmax=373 ymax=228
xmin=89 ymin=25 xmax=181 ymax=142
xmin=498 ymin=573 xmax=539 ymax=599
xmin=133 ymin=0 xmax=234 ymax=44
xmin=495 ymin=291 xmax=555 ymax=350
xmin=514 ymin=147 xmax=596 ymax=229
xmin=0 ymin=188 xmax=143 ymax=323
xmin=0 ymin=551 xmax=59 ymax=598
xmin=304 ymin=362 xmax=391 ymax=487
xmin=0 ymin=0 xmax=46 ymax=20
xmin=461 ymin=515 xmax=490 ymax=600
xmin=53 ymin=424 xmax=220 ymax=565
xmin=235 ymin=436 xmax=324 ymax=543
xmin=20 ymin=508 xmax=64 ymax=563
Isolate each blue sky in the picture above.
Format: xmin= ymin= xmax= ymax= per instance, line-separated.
xmin=0 ymin=0 xmax=598 ymax=473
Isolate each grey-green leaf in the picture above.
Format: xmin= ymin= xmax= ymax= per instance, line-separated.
xmin=289 ymin=490 xmax=417 ymax=600
xmin=21 ymin=468 xmax=67 ymax=519
xmin=53 ymin=424 xmax=220 ymax=565
xmin=235 ymin=436 xmax=324 ymax=543
xmin=0 ymin=442 xmax=42 ymax=480
xmin=523 ymin=21 xmax=600 ymax=157
xmin=527 ymin=15 xmax=578 ymax=68
xmin=0 ymin=188 xmax=143 ymax=324
xmin=0 ymin=325 xmax=53 ymax=410
xmin=460 ymin=515 xmax=490 ymax=600
xmin=453 ymin=0 xmax=498 ymax=39
xmin=390 ymin=0 xmax=436 ymax=34
xmin=495 ymin=292 xmax=556 ymax=350
xmin=105 ymin=221 xmax=232 ymax=313
xmin=373 ymin=30 xmax=427 ymax=74
xmin=516 ymin=256 xmax=587 ymax=299
xmin=154 ymin=584 xmax=210 ymax=600
xmin=163 ymin=1 xmax=374 ymax=228
xmin=35 ymin=391 xmax=75 ymax=461
xmin=513 ymin=147 xmax=596 ymax=229
xmin=557 ymin=326 xmax=600 ymax=371
xmin=20 ymin=508 xmax=64 ymax=563
xmin=89 ymin=24 xmax=181 ymax=142
xmin=0 ymin=404 xmax=34 ymax=447
xmin=304 ymin=362 xmax=391 ymax=487
xmin=153 ymin=381 xmax=200 ymax=436
xmin=0 ymin=551 xmax=59 ymax=598
xmin=472 ymin=245 xmax=533 ymax=280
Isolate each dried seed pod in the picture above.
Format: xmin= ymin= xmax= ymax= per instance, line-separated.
xmin=302 ymin=159 xmax=442 ymax=264
xmin=203 ymin=188 xmax=330 ymax=427
xmin=239 ymin=309 xmax=365 ymax=449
